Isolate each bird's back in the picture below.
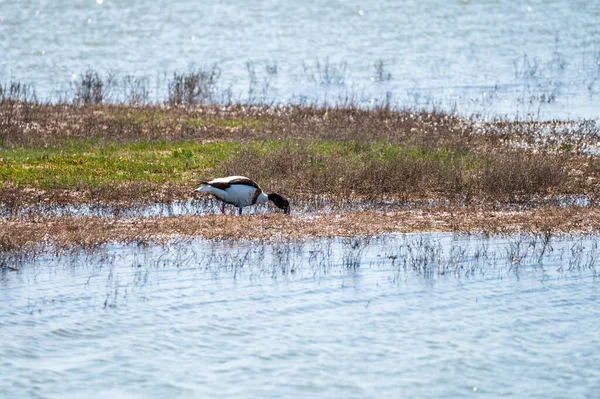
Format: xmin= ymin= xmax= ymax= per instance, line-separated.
xmin=209 ymin=176 xmax=260 ymax=189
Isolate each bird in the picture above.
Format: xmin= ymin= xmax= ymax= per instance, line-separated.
xmin=194 ymin=176 xmax=290 ymax=215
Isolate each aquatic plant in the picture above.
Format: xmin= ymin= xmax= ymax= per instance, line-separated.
xmin=167 ymin=64 xmax=221 ymax=106
xmin=72 ymin=70 xmax=105 ymax=105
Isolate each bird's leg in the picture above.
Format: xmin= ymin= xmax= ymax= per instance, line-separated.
xmin=221 ymin=202 xmax=225 ymax=214
xmin=238 ymin=207 xmax=243 ymax=216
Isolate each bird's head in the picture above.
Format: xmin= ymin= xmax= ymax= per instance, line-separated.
xmin=268 ymin=193 xmax=290 ymax=214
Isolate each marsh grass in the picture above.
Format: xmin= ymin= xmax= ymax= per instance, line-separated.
xmin=303 ymin=58 xmax=351 ymax=86
xmin=1 ymin=83 xmax=599 ymax=259
xmin=0 ymin=136 xmax=577 ymax=208
xmin=72 ymin=70 xmax=105 ymax=105
xmin=221 ymin=140 xmax=571 ymax=202
xmin=1 ymin=60 xmax=599 ymax=265
xmin=0 ymin=228 xmax=39 ymax=269
xmin=0 ymin=81 xmax=37 ymax=103
xmin=167 ymin=65 xmax=221 ymax=106
xmin=0 ymin=100 xmax=597 ymax=211
xmin=122 ymin=74 xmax=151 ymax=105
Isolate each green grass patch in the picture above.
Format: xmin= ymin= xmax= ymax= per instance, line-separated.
xmin=0 ymin=140 xmax=238 ymax=189
xmin=0 ymin=138 xmax=478 ymax=192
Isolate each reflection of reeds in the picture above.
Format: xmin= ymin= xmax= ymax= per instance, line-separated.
xmin=11 ymin=233 xmax=598 ymax=289
xmin=342 ymin=237 xmax=370 ymax=270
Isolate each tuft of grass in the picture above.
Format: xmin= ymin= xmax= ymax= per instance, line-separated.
xmin=0 ymin=81 xmax=37 ymax=103
xmin=167 ymin=65 xmax=221 ymax=106
xmin=73 ymin=70 xmax=105 ymax=105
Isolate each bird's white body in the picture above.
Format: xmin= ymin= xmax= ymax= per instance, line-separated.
xmin=197 ymin=183 xmax=268 ymax=207
xmin=195 ymin=176 xmax=268 ymax=214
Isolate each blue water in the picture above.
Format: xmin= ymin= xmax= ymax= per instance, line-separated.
xmin=2 ymin=1 xmax=600 ymax=396
xmin=2 ymin=0 xmax=600 ymax=118
xmin=1 ymin=234 xmax=599 ymax=398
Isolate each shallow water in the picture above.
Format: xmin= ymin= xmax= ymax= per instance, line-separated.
xmin=2 ymin=0 xmax=600 ymax=119
xmin=0 ymin=198 xmax=430 ymax=218
xmin=1 ymin=195 xmax=592 ymax=219
xmin=2 ymin=234 xmax=600 ymax=398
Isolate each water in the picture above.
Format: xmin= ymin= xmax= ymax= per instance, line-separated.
xmin=2 ymin=0 xmax=600 ymax=119
xmin=2 ymin=234 xmax=600 ymax=398
xmin=2 ymin=1 xmax=600 ymax=396
xmin=1 ymin=196 xmax=593 ymax=219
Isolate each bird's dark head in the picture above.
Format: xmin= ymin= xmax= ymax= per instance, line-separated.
xmin=268 ymin=193 xmax=290 ymax=214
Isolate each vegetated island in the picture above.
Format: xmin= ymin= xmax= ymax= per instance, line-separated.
xmin=1 ymin=98 xmax=600 ymax=256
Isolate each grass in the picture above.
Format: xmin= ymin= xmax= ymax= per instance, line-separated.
xmin=1 ymin=100 xmax=600 ymax=258
xmin=1 ymin=103 xmax=596 ymax=208
xmin=0 ymin=135 xmax=577 ymax=205
xmin=0 ymin=140 xmax=236 ymax=189
xmin=0 ymin=138 xmax=465 ymax=192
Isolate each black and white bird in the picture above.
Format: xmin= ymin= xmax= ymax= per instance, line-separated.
xmin=195 ymin=176 xmax=290 ymax=215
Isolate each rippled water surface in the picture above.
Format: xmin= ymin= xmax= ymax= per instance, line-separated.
xmin=2 ymin=234 xmax=600 ymax=398
xmin=2 ymin=2 xmax=600 ymax=397
xmin=2 ymin=0 xmax=600 ymax=118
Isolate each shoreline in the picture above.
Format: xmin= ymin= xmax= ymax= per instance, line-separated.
xmin=2 ymin=206 xmax=598 ymax=255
